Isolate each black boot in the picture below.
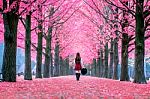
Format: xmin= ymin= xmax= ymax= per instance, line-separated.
xmin=76 ymin=73 xmax=80 ymax=81
xmin=76 ymin=73 xmax=78 ymax=81
xmin=78 ymin=73 xmax=80 ymax=81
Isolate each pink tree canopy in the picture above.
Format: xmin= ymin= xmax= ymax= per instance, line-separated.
xmin=0 ymin=0 xmax=150 ymax=64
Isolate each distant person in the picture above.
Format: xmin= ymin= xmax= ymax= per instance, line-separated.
xmin=74 ymin=53 xmax=82 ymax=81
xmin=17 ymin=73 xmax=21 ymax=76
xmin=32 ymin=71 xmax=35 ymax=75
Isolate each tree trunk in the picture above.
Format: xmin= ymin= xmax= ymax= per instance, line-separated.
xmin=64 ymin=57 xmax=69 ymax=75
xmin=50 ymin=53 xmax=53 ymax=77
xmin=36 ymin=4 xmax=43 ymax=78
xmin=113 ymin=38 xmax=119 ymax=80
xmin=36 ymin=33 xmax=43 ymax=78
xmin=44 ymin=7 xmax=54 ymax=78
xmin=66 ymin=57 xmax=69 ymax=75
xmin=69 ymin=66 xmax=74 ymax=75
xmin=63 ymin=58 xmax=66 ymax=76
xmin=2 ymin=0 xmax=19 ymax=82
xmin=96 ymin=57 xmax=100 ymax=77
xmin=43 ymin=26 xmax=52 ymax=78
xmin=133 ymin=0 xmax=146 ymax=84
xmin=91 ymin=58 xmax=96 ymax=76
xmin=59 ymin=56 xmax=64 ymax=76
xmin=96 ymin=50 xmax=101 ymax=77
xmin=100 ymin=49 xmax=104 ymax=77
xmin=108 ymin=38 xmax=114 ymax=79
xmin=120 ymin=5 xmax=129 ymax=81
xmin=120 ymin=33 xmax=129 ymax=81
xmin=104 ymin=42 xmax=108 ymax=78
xmin=24 ymin=13 xmax=32 ymax=80
xmin=54 ymin=42 xmax=60 ymax=76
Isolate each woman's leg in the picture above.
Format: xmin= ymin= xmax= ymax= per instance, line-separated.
xmin=75 ymin=71 xmax=81 ymax=81
xmin=78 ymin=73 xmax=80 ymax=80
xmin=76 ymin=73 xmax=78 ymax=80
xmin=76 ymin=73 xmax=81 ymax=81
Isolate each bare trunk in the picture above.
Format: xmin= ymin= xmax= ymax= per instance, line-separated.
xmin=100 ymin=49 xmax=104 ymax=77
xmin=96 ymin=51 xmax=100 ymax=77
xmin=59 ymin=56 xmax=64 ymax=76
xmin=113 ymin=38 xmax=119 ymax=80
xmin=65 ymin=57 xmax=69 ymax=75
xmin=36 ymin=32 xmax=43 ymax=78
xmin=2 ymin=0 xmax=19 ymax=82
xmin=36 ymin=4 xmax=43 ymax=78
xmin=24 ymin=13 xmax=32 ymax=80
xmin=96 ymin=57 xmax=100 ymax=77
xmin=104 ymin=42 xmax=108 ymax=78
xmin=91 ymin=58 xmax=96 ymax=76
xmin=43 ymin=26 xmax=52 ymax=78
xmin=50 ymin=53 xmax=53 ymax=77
xmin=108 ymin=38 xmax=114 ymax=79
xmin=44 ymin=7 xmax=54 ymax=78
xmin=54 ymin=42 xmax=60 ymax=76
xmin=133 ymin=0 xmax=146 ymax=84
xmin=120 ymin=33 xmax=129 ymax=81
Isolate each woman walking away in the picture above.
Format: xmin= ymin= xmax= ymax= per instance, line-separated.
xmin=74 ymin=53 xmax=82 ymax=81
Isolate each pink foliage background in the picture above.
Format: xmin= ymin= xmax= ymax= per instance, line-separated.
xmin=0 ymin=0 xmax=150 ymax=63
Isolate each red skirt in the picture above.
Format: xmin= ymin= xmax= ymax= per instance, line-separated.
xmin=75 ymin=64 xmax=82 ymax=70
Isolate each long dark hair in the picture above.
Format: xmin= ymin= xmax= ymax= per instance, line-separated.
xmin=76 ymin=53 xmax=80 ymax=58
xmin=75 ymin=53 xmax=81 ymax=64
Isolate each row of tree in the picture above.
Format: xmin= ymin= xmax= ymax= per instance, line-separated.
xmin=0 ymin=0 xmax=77 ymax=82
xmin=82 ymin=0 xmax=150 ymax=84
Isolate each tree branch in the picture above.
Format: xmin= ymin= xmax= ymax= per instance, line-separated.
xmin=145 ymin=18 xmax=150 ymax=31
xmin=31 ymin=26 xmax=38 ymax=31
xmin=19 ymin=16 xmax=26 ymax=29
xmin=19 ymin=0 xmax=37 ymax=16
xmin=54 ymin=7 xmax=80 ymax=27
xmin=146 ymin=28 xmax=150 ymax=31
xmin=128 ymin=48 xmax=134 ymax=53
xmin=104 ymin=0 xmax=135 ymax=17
xmin=128 ymin=42 xmax=134 ymax=47
xmin=145 ymin=34 xmax=150 ymax=40
xmin=118 ymin=0 xmax=135 ymax=16
xmin=128 ymin=35 xmax=135 ymax=42
xmin=79 ymin=10 xmax=100 ymax=28
xmin=144 ymin=9 xmax=150 ymax=19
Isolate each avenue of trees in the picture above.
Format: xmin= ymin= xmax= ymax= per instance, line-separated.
xmin=0 ymin=0 xmax=79 ymax=82
xmin=82 ymin=0 xmax=150 ymax=84
xmin=0 ymin=0 xmax=149 ymax=84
